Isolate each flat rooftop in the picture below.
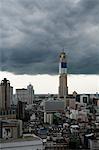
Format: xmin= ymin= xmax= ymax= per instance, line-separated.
xmin=0 ymin=134 xmax=42 ymax=143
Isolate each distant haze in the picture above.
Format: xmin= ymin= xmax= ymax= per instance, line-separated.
xmin=0 ymin=72 xmax=99 ymax=94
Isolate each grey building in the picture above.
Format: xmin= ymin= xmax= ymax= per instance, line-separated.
xmin=0 ymin=78 xmax=13 ymax=110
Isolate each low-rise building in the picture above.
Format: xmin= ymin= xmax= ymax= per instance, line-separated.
xmin=0 ymin=119 xmax=22 ymax=139
xmin=43 ymin=98 xmax=64 ymax=124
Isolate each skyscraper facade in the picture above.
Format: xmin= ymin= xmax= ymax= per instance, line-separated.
xmin=0 ymin=78 xmax=13 ymax=110
xmin=16 ymin=84 xmax=34 ymax=105
xmin=59 ymin=52 xmax=68 ymax=98
xmin=27 ymin=84 xmax=34 ymax=104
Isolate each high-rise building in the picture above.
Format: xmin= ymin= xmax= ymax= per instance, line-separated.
xmin=10 ymin=86 xmax=13 ymax=106
xmin=17 ymin=101 xmax=26 ymax=120
xmin=0 ymin=78 xmax=13 ymax=110
xmin=16 ymin=88 xmax=28 ymax=103
xmin=58 ymin=52 xmax=68 ymax=98
xmin=27 ymin=84 xmax=34 ymax=104
xmin=16 ymin=84 xmax=34 ymax=104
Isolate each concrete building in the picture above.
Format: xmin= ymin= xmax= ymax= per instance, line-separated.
xmin=27 ymin=84 xmax=34 ymax=104
xmin=16 ymin=84 xmax=34 ymax=104
xmin=76 ymin=94 xmax=90 ymax=104
xmin=68 ymin=97 xmax=76 ymax=110
xmin=0 ymin=119 xmax=22 ymax=139
xmin=17 ymin=101 xmax=26 ymax=120
xmin=59 ymin=52 xmax=68 ymax=98
xmin=80 ymin=94 xmax=89 ymax=106
xmin=16 ymin=88 xmax=28 ymax=103
xmin=12 ymin=94 xmax=18 ymax=105
xmin=44 ymin=98 xmax=64 ymax=112
xmin=43 ymin=98 xmax=64 ymax=124
xmin=0 ymin=78 xmax=13 ymax=110
xmin=64 ymin=95 xmax=76 ymax=109
xmin=97 ymin=100 xmax=99 ymax=107
xmin=0 ymin=110 xmax=16 ymax=120
xmin=10 ymin=86 xmax=13 ymax=106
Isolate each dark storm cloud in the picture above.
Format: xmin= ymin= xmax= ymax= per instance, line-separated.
xmin=0 ymin=0 xmax=99 ymax=74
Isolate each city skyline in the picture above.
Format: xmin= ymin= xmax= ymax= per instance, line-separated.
xmin=1 ymin=0 xmax=99 ymax=94
xmin=0 ymin=71 xmax=99 ymax=94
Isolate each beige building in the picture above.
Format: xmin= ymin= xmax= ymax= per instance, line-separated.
xmin=59 ymin=52 xmax=68 ymax=98
xmin=0 ymin=78 xmax=13 ymax=111
xmin=16 ymin=88 xmax=28 ymax=103
xmin=16 ymin=84 xmax=34 ymax=104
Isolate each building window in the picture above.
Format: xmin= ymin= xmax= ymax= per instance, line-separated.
xmin=83 ymin=97 xmax=87 ymax=103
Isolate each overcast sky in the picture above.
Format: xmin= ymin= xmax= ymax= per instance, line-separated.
xmin=0 ymin=0 xmax=99 ymax=93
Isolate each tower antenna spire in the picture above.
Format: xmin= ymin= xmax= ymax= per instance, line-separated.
xmin=62 ymin=47 xmax=65 ymax=53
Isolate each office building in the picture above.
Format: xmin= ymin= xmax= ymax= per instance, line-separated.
xmin=16 ymin=84 xmax=34 ymax=104
xmin=0 ymin=78 xmax=13 ymax=110
xmin=27 ymin=84 xmax=34 ymax=104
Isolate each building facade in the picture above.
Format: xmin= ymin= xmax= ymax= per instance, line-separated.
xmin=0 ymin=78 xmax=13 ymax=110
xmin=16 ymin=89 xmax=28 ymax=103
xmin=16 ymin=84 xmax=34 ymax=104
xmin=0 ymin=119 xmax=22 ymax=139
xmin=59 ymin=52 xmax=68 ymax=98
xmin=27 ymin=84 xmax=34 ymax=104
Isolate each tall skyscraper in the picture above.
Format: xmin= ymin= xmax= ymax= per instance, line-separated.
xmin=0 ymin=78 xmax=13 ymax=110
xmin=27 ymin=84 xmax=34 ymax=104
xmin=59 ymin=52 xmax=68 ymax=98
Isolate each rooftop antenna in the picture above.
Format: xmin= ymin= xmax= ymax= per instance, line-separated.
xmin=62 ymin=47 xmax=68 ymax=54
